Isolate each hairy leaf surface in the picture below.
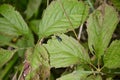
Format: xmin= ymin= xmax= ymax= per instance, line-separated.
xmin=57 ymin=70 xmax=90 ymax=80
xmin=87 ymin=4 xmax=119 ymax=58
xmin=0 ymin=4 xmax=29 ymax=36
xmin=104 ymin=40 xmax=120 ymax=69
xmin=38 ymin=0 xmax=89 ymax=38
xmin=44 ymin=34 xmax=90 ymax=68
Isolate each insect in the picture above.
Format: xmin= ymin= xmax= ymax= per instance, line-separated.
xmin=56 ymin=36 xmax=62 ymax=42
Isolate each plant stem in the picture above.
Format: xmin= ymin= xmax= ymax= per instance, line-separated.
xmin=78 ymin=24 xmax=83 ymax=41
xmin=18 ymin=65 xmax=24 ymax=80
xmin=100 ymin=66 xmax=104 ymax=71
xmin=47 ymin=0 xmax=49 ymax=7
xmin=89 ymin=63 xmax=97 ymax=70
xmin=58 ymin=0 xmax=78 ymax=39
xmin=97 ymin=58 xmax=101 ymax=71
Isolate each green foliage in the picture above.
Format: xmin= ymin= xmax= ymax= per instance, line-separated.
xmin=111 ymin=0 xmax=120 ymax=11
xmin=44 ymin=34 xmax=90 ymax=68
xmin=29 ymin=19 xmax=40 ymax=35
xmin=0 ymin=48 xmax=16 ymax=68
xmin=25 ymin=0 xmax=42 ymax=19
xmin=0 ymin=18 xmax=20 ymax=36
xmin=57 ymin=70 xmax=90 ymax=80
xmin=104 ymin=40 xmax=120 ymax=69
xmin=86 ymin=75 xmax=102 ymax=80
xmin=0 ymin=34 xmax=13 ymax=46
xmin=16 ymin=34 xmax=34 ymax=57
xmin=87 ymin=4 xmax=119 ymax=58
xmin=25 ymin=44 xmax=50 ymax=80
xmin=0 ymin=0 xmax=120 ymax=80
xmin=0 ymin=4 xmax=29 ymax=36
xmin=38 ymin=0 xmax=89 ymax=38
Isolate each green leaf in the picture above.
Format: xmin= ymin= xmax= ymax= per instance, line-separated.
xmin=106 ymin=77 xmax=113 ymax=80
xmin=57 ymin=70 xmax=90 ymax=80
xmin=87 ymin=4 xmax=119 ymax=58
xmin=44 ymin=34 xmax=90 ymax=68
xmin=86 ymin=75 xmax=102 ymax=80
xmin=29 ymin=19 xmax=40 ymax=35
xmin=0 ymin=54 xmax=18 ymax=79
xmin=0 ymin=4 xmax=29 ymax=36
xmin=26 ymin=44 xmax=50 ymax=80
xmin=25 ymin=0 xmax=42 ymax=19
xmin=16 ymin=33 xmax=34 ymax=57
xmin=38 ymin=0 xmax=89 ymax=38
xmin=104 ymin=40 xmax=120 ymax=69
xmin=0 ymin=34 xmax=13 ymax=46
xmin=111 ymin=0 xmax=120 ymax=11
xmin=0 ymin=48 xmax=16 ymax=68
xmin=30 ymin=44 xmax=49 ymax=70
xmin=0 ymin=18 xmax=20 ymax=36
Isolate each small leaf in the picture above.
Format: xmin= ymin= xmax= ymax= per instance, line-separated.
xmin=0 ymin=4 xmax=29 ymax=36
xmin=16 ymin=33 xmax=34 ymax=57
xmin=25 ymin=0 xmax=42 ymax=19
xmin=38 ymin=0 xmax=89 ymax=38
xmin=44 ymin=34 xmax=90 ymax=68
xmin=29 ymin=19 xmax=40 ymax=35
xmin=86 ymin=75 xmax=102 ymax=80
xmin=87 ymin=4 xmax=119 ymax=58
xmin=104 ymin=40 xmax=120 ymax=69
xmin=0 ymin=48 xmax=16 ymax=68
xmin=57 ymin=70 xmax=90 ymax=80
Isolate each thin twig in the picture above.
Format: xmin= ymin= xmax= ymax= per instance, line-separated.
xmin=39 ymin=38 xmax=44 ymax=44
xmin=97 ymin=58 xmax=101 ymax=72
xmin=58 ymin=0 xmax=78 ymax=39
xmin=100 ymin=66 xmax=105 ymax=71
xmin=78 ymin=24 xmax=83 ymax=41
xmin=89 ymin=63 xmax=98 ymax=70
xmin=17 ymin=47 xmax=33 ymax=50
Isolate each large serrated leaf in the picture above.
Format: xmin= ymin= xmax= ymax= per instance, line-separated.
xmin=25 ymin=44 xmax=50 ymax=80
xmin=87 ymin=4 xmax=119 ymax=58
xmin=57 ymin=70 xmax=90 ymax=80
xmin=104 ymin=40 xmax=120 ymax=69
xmin=0 ymin=4 xmax=29 ymax=36
xmin=25 ymin=0 xmax=42 ymax=19
xmin=38 ymin=0 xmax=89 ymax=38
xmin=44 ymin=34 xmax=90 ymax=68
xmin=0 ymin=48 xmax=16 ymax=68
